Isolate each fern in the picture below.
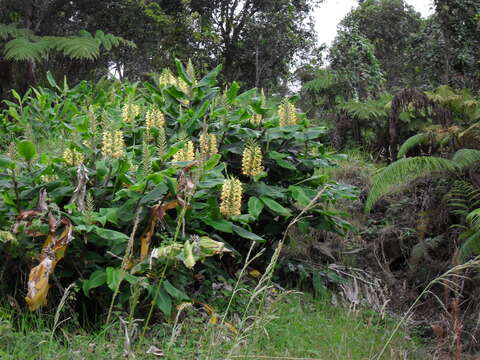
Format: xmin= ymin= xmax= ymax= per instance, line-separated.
xmin=397 ymin=133 xmax=429 ymax=158
xmin=460 ymin=208 xmax=480 ymax=260
xmin=0 ymin=23 xmax=32 ymax=40
xmin=1 ymin=24 xmax=135 ymax=62
xmin=452 ymin=149 xmax=480 ymax=168
xmin=3 ymin=38 xmax=50 ymax=61
xmin=365 ymin=156 xmax=458 ymax=212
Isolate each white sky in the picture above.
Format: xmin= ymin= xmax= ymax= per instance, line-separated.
xmin=314 ymin=0 xmax=434 ymax=45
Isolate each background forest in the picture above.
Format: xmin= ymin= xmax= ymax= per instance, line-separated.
xmin=1 ymin=0 xmax=480 ymax=359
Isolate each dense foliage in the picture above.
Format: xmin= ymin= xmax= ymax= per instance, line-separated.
xmin=0 ymin=63 xmax=355 ymax=319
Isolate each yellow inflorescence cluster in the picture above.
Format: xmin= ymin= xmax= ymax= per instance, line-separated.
xmin=250 ymin=113 xmax=262 ymax=126
xmin=278 ymin=100 xmax=297 ymax=126
xmin=241 ymin=142 xmax=263 ymax=177
xmin=159 ymin=70 xmax=177 ymax=87
xmin=102 ymin=130 xmax=125 ymax=159
xmin=145 ymin=108 xmax=165 ymax=130
xmin=63 ymin=148 xmax=84 ymax=166
xmin=220 ymin=178 xmax=243 ymax=217
xmin=40 ymin=174 xmax=58 ymax=182
xmin=173 ymin=140 xmax=195 ymax=162
xmin=122 ymin=103 xmax=140 ymax=123
xmin=199 ymin=133 xmax=218 ymax=157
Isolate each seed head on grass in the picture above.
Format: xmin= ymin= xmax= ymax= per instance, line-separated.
xmin=241 ymin=141 xmax=263 ymax=177
xmin=220 ymin=178 xmax=243 ymax=217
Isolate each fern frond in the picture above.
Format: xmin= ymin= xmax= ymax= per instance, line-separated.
xmin=49 ymin=35 xmax=100 ymax=60
xmin=3 ymin=37 xmax=50 ymax=61
xmin=451 ymin=149 xmax=480 ymax=168
xmin=397 ymin=133 xmax=430 ymax=158
xmin=0 ymin=23 xmax=33 ymax=40
xmin=365 ymin=157 xmax=457 ymax=212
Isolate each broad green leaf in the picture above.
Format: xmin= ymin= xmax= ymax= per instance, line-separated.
xmin=175 ymin=58 xmax=192 ymax=85
xmin=0 ymin=156 xmax=16 ymax=169
xmin=226 ymin=82 xmax=240 ymax=103
xmin=232 ymin=225 xmax=265 ymax=242
xmin=152 ymin=285 xmax=172 ymax=316
xmin=197 ymin=64 xmax=222 ymax=87
xmin=163 ymin=280 xmax=189 ymax=301
xmin=16 ymin=140 xmax=36 ymax=161
xmin=260 ymin=196 xmax=292 ymax=217
xmin=203 ymin=154 xmax=221 ymax=171
xmin=82 ymin=269 xmax=107 ymax=296
xmin=248 ymin=196 xmax=264 ymax=219
xmin=200 ymin=218 xmax=233 ymax=233
xmin=106 ymin=267 xmax=122 ymax=291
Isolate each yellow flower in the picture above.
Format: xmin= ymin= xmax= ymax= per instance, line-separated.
xmin=173 ymin=140 xmax=195 ymax=162
xmin=159 ymin=70 xmax=177 ymax=87
xmin=102 ymin=130 xmax=125 ymax=159
xmin=40 ymin=174 xmax=58 ymax=182
xmin=63 ymin=148 xmax=84 ymax=166
xmin=199 ymin=133 xmax=218 ymax=157
xmin=278 ymin=100 xmax=297 ymax=126
xmin=145 ymin=108 xmax=165 ymax=130
xmin=241 ymin=142 xmax=263 ymax=177
xmin=250 ymin=113 xmax=262 ymax=126
xmin=122 ymin=103 xmax=140 ymax=123
xmin=220 ymin=178 xmax=243 ymax=217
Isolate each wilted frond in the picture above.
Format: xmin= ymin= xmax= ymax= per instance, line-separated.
xmin=365 ymin=156 xmax=458 ymax=212
xmin=397 ymin=133 xmax=430 ymax=158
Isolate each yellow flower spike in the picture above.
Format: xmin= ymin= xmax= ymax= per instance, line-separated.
xmin=278 ymin=100 xmax=297 ymax=126
xmin=122 ymin=103 xmax=140 ymax=124
xmin=145 ymin=108 xmax=165 ymax=130
xmin=101 ymin=131 xmax=114 ymax=158
xmin=250 ymin=113 xmax=262 ymax=126
xmin=63 ymin=148 xmax=84 ymax=166
xmin=220 ymin=178 xmax=243 ymax=217
xmin=173 ymin=140 xmax=195 ymax=162
xmin=112 ymin=130 xmax=125 ymax=159
xmin=199 ymin=133 xmax=218 ymax=157
xmin=241 ymin=141 xmax=263 ymax=177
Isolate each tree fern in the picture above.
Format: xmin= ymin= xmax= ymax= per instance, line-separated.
xmin=451 ymin=149 xmax=480 ymax=168
xmin=1 ymin=23 xmax=135 ymax=62
xmin=459 ymin=208 xmax=480 ymax=260
xmin=3 ymin=38 xmax=50 ymax=61
xmin=365 ymin=156 xmax=458 ymax=212
xmin=397 ymin=133 xmax=429 ymax=158
xmin=0 ymin=23 xmax=32 ymax=40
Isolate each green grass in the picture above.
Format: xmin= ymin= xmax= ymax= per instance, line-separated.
xmin=0 ymin=293 xmax=427 ymax=360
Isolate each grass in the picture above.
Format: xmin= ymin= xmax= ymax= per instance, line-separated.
xmin=0 ymin=292 xmax=428 ymax=360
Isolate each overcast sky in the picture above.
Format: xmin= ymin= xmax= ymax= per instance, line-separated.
xmin=314 ymin=0 xmax=434 ymax=45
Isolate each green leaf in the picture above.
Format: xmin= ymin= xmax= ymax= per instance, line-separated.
xmin=153 ymin=286 xmax=172 ymax=316
xmin=16 ymin=140 xmax=36 ymax=161
xmin=197 ymin=64 xmax=222 ymax=87
xmin=232 ymin=225 xmax=265 ymax=242
xmin=288 ymin=186 xmax=312 ymax=206
xmin=226 ymin=82 xmax=240 ymax=103
xmin=163 ymin=280 xmax=189 ymax=301
xmin=105 ymin=267 xmax=122 ymax=291
xmin=82 ymin=269 xmax=107 ymax=296
xmin=0 ymin=156 xmax=16 ymax=169
xmin=93 ymin=227 xmax=130 ymax=243
xmin=248 ymin=196 xmax=264 ymax=219
xmin=203 ymin=154 xmax=221 ymax=171
xmin=175 ymin=59 xmax=192 ymax=85
xmin=260 ymin=196 xmax=292 ymax=217
xmin=200 ymin=218 xmax=233 ymax=233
